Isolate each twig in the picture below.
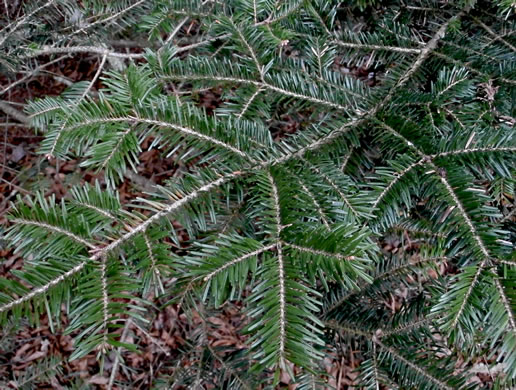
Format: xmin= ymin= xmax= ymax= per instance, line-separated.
xmin=0 ymin=100 xmax=29 ymax=124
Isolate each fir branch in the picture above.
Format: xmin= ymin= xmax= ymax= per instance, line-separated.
xmin=46 ymin=53 xmax=107 ymax=158
xmin=228 ymin=18 xmax=264 ymax=78
xmin=375 ymin=339 xmax=454 ymax=390
xmin=93 ymin=173 xmax=241 ymax=258
xmin=99 ymin=255 xmax=110 ymax=352
xmin=325 ymin=320 xmax=373 ymax=338
xmin=144 ymin=233 xmax=161 ymax=280
xmin=0 ymin=261 xmax=87 ymax=314
xmin=0 ymin=0 xmax=57 ymax=46
xmin=497 ymin=258 xmax=516 ymax=266
xmin=390 ymin=224 xmax=447 ymax=239
xmin=382 ymin=316 xmax=437 ymax=337
xmin=434 ymin=168 xmax=492 ymax=329
xmin=372 ymin=343 xmax=380 ymax=390
xmin=98 ymin=126 xmax=134 ymax=171
xmin=431 ymin=146 xmax=516 ymax=158
xmin=68 ymin=0 xmax=147 ymax=38
xmin=294 ymin=175 xmax=331 ymax=229
xmin=334 ymin=40 xmax=421 ymax=54
xmin=202 ymin=244 xmax=276 ymax=282
xmin=63 ymin=116 xmax=252 ymax=160
xmin=492 ymin=274 xmax=516 ymax=330
xmin=129 ymin=117 xmax=252 ymax=159
xmin=236 ymin=87 xmax=263 ymax=119
xmin=271 ymin=117 xmax=367 ymax=165
xmin=500 ymin=208 xmax=516 ymax=223
xmin=259 ymin=0 xmax=304 ymax=25
xmin=160 ymin=73 xmax=350 ymax=111
xmin=341 ymin=148 xmax=353 ymax=172
xmin=267 ymin=171 xmax=287 ymax=362
xmin=434 ymin=168 xmax=489 ymax=258
xmin=380 ymin=10 xmax=465 ymax=105
xmin=432 ymin=51 xmax=516 ymax=86
xmin=375 ymin=120 xmax=426 ymax=156
xmin=0 ymin=55 xmax=68 ymax=96
xmin=284 ymin=243 xmax=355 ymax=261
xmin=10 ymin=218 xmax=96 ymax=249
xmin=373 ymin=256 xmax=447 ymax=283
xmin=328 ymin=321 xmax=453 ymax=390
xmin=371 ymin=158 xmax=425 ymax=210
xmin=301 ymin=158 xmax=360 ymax=219
xmin=472 ymin=16 xmax=516 ymax=53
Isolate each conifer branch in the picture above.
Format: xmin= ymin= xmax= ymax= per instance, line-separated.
xmin=434 ymin=168 xmax=493 ymax=329
xmin=432 ymin=51 xmax=516 ymax=86
xmin=334 ymin=40 xmax=421 ymax=54
xmin=390 ymin=224 xmax=446 ymax=239
xmin=99 ymin=254 xmax=110 ymax=351
xmin=160 ymin=74 xmax=350 ymax=111
xmin=3 ymin=1 xmax=515 ymax=383
xmin=451 ymin=263 xmax=486 ymax=329
xmin=497 ymin=258 xmax=516 ymax=267
xmin=431 ymin=146 xmax=516 ymax=158
xmin=253 ymin=0 xmax=258 ymax=24
xmin=372 ymin=343 xmax=380 ymax=390
xmin=382 ymin=316 xmax=437 ymax=337
xmin=71 ymin=202 xmax=117 ymax=220
xmin=472 ymin=17 xmax=516 ymax=53
xmin=375 ymin=339 xmax=453 ymax=390
xmin=492 ymin=274 xmax=516 ymax=331
xmin=99 ymin=127 xmax=134 ymax=171
xmin=371 ymin=158 xmax=425 ymax=210
xmin=63 ymin=116 xmax=252 ymax=160
xmin=374 ymin=257 xmax=446 ymax=283
xmin=0 ymin=261 xmax=87 ymax=314
xmin=437 ymin=74 xmax=470 ymax=97
xmin=0 ymin=0 xmax=57 ymax=46
xmin=442 ymin=107 xmax=465 ymax=129
xmin=325 ymin=319 xmax=372 ymax=338
xmin=228 ymin=18 xmax=264 ymax=78
xmin=202 ymin=244 xmax=276 ymax=282
xmin=380 ymin=10 xmax=465 ymax=105
xmin=301 ymin=158 xmax=360 ymax=219
xmin=500 ymin=208 xmax=516 ymax=223
xmin=2 ymin=174 xmax=241 ymax=321
xmin=329 ymin=320 xmax=453 ymax=389
xmin=340 ymin=149 xmax=353 ymax=172
xmin=271 ymin=117 xmax=368 ymax=165
xmin=46 ymin=53 xmax=107 ymax=158
xmin=94 ymin=173 xmax=240 ymax=258
xmin=267 ymin=171 xmax=287 ymax=362
xmin=284 ymin=243 xmax=355 ymax=261
xmin=259 ymin=0 xmax=304 ymax=25
xmin=130 ymin=117 xmax=252 ymax=159
xmin=295 ymin=176 xmax=331 ymax=229
xmin=434 ymin=168 xmax=489 ymax=258
xmin=236 ymin=87 xmax=263 ymax=119
xmin=10 ymin=219 xmax=96 ymax=249
xmin=144 ymin=233 xmax=160 ymax=279
xmin=0 ymin=55 xmax=68 ymax=96
xmin=375 ymin=120 xmax=427 ymax=156
xmin=68 ymin=0 xmax=147 ymax=38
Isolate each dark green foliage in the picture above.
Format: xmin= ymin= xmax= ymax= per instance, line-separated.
xmin=1 ymin=0 xmax=515 ymax=388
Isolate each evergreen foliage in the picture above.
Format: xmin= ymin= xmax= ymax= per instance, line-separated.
xmin=1 ymin=0 xmax=515 ymax=387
